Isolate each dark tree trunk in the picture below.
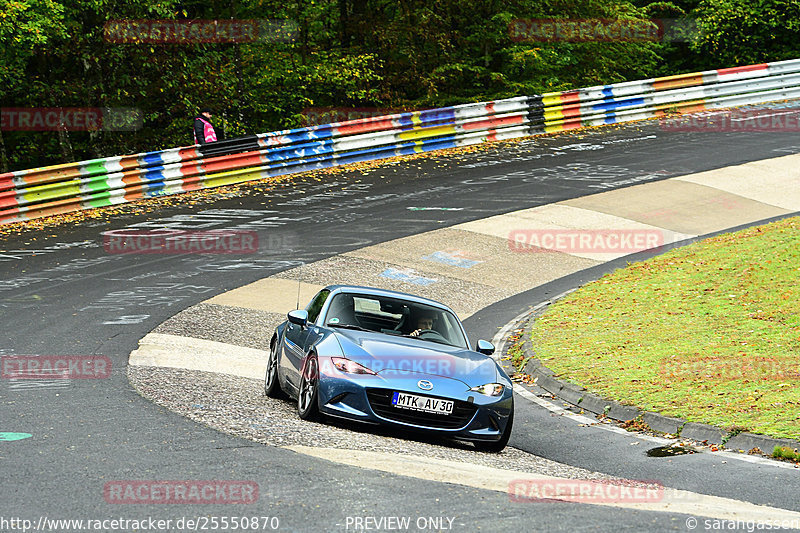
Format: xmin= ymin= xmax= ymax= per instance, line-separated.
xmin=57 ymin=119 xmax=75 ymax=163
xmin=339 ymin=0 xmax=350 ymax=47
xmin=0 ymin=127 xmax=9 ymax=173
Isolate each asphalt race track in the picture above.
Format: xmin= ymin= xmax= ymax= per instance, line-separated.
xmin=2 ymin=113 xmax=800 ymax=532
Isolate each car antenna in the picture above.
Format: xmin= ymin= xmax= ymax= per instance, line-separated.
xmin=295 ymin=264 xmax=301 ymax=310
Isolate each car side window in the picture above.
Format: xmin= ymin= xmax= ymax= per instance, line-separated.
xmin=305 ymin=289 xmax=330 ymax=324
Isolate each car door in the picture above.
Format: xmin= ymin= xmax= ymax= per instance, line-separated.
xmin=282 ymin=289 xmax=329 ymax=392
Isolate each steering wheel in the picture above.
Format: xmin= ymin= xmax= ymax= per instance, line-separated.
xmin=413 ymin=329 xmax=448 ymax=342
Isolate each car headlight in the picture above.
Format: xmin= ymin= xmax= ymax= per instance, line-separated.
xmin=331 ymin=357 xmax=376 ymax=375
xmin=469 ymin=383 xmax=505 ymax=396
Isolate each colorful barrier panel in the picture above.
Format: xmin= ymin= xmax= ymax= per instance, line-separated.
xmin=2 ymin=59 xmax=800 ymax=224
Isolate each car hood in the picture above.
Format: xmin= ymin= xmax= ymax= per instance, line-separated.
xmin=331 ymin=329 xmax=499 ymax=386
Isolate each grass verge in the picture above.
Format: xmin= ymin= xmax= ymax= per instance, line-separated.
xmin=526 ymin=216 xmax=800 ymax=440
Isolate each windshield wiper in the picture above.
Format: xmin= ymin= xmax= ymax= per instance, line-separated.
xmin=327 ymin=323 xmax=371 ymax=332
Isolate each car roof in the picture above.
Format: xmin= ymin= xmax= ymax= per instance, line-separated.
xmin=323 ymin=285 xmax=454 ymax=313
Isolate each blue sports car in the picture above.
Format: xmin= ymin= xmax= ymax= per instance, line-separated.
xmin=264 ymin=285 xmax=514 ymax=452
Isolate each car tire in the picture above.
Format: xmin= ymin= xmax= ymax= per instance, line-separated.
xmin=474 ymin=408 xmax=513 ymax=453
xmin=297 ymin=353 xmax=320 ymax=421
xmin=264 ymin=338 xmax=285 ymax=398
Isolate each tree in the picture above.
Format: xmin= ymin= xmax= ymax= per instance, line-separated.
xmin=691 ymin=0 xmax=800 ymax=66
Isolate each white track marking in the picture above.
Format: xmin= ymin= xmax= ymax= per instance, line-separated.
xmin=286 ymin=445 xmax=800 ymax=522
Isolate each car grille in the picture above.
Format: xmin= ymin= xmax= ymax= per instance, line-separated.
xmin=366 ymin=388 xmax=477 ymax=430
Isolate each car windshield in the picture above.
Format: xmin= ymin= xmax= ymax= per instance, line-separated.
xmin=323 ymin=293 xmax=468 ymax=349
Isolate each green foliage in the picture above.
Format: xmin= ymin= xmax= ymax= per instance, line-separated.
xmin=0 ymin=0 xmax=67 ymax=90
xmin=773 ymin=446 xmax=800 ymax=461
xmin=691 ymin=0 xmax=800 ymax=66
xmin=1 ymin=0 xmax=799 ymax=170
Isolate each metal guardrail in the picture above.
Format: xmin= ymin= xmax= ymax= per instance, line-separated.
xmin=3 ymin=58 xmax=800 ymax=224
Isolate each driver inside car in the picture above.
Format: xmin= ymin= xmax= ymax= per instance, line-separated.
xmin=408 ymin=312 xmax=436 ymax=337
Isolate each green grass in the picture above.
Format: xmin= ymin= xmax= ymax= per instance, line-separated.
xmin=527 ymin=216 xmax=800 ymax=440
xmin=773 ymin=446 xmax=800 ymax=462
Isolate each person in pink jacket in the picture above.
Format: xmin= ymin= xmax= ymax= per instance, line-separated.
xmin=193 ymin=108 xmax=218 ymax=144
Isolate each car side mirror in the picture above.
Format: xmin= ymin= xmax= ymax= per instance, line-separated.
xmin=476 ymin=339 xmax=495 ymax=355
xmin=288 ymin=309 xmax=309 ymax=327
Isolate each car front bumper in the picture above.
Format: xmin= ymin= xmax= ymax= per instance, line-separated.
xmin=317 ymin=369 xmax=513 ymax=442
